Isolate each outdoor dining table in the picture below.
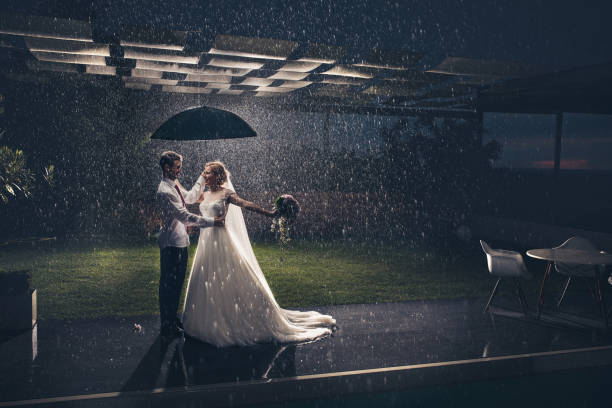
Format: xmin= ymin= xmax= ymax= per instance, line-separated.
xmin=526 ymin=248 xmax=612 ymax=328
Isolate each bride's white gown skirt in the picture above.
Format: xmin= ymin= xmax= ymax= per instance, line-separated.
xmin=183 ymin=206 xmax=335 ymax=347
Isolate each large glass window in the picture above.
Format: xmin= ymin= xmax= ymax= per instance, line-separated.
xmin=483 ymin=113 xmax=556 ymax=169
xmin=561 ymin=113 xmax=612 ymax=170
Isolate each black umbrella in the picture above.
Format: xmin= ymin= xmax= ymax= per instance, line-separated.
xmin=151 ymin=106 xmax=257 ymax=140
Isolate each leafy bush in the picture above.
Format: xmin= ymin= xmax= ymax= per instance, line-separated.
xmin=0 ymin=146 xmax=33 ymax=204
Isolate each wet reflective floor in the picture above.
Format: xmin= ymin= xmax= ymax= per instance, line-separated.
xmin=1 ymin=296 xmax=611 ymax=406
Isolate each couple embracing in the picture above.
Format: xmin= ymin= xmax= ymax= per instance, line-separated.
xmin=156 ymin=151 xmax=336 ymax=347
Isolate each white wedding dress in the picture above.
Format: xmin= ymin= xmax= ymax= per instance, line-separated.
xmin=182 ymin=184 xmax=336 ymax=347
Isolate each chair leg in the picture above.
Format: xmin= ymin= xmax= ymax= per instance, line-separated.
xmin=484 ymin=277 xmax=501 ymax=313
xmin=586 ymin=276 xmax=599 ymax=302
xmin=556 ymin=276 xmax=572 ymax=309
xmin=537 ymin=262 xmax=553 ymax=319
xmin=594 ymin=271 xmax=608 ymax=329
xmin=515 ymin=278 xmax=529 ymax=317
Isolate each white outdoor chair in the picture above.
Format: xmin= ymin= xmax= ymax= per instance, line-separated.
xmin=480 ymin=240 xmax=532 ymax=316
xmin=553 ymin=236 xmax=606 ymax=309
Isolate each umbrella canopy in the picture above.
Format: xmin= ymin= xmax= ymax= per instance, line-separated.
xmin=151 ymin=106 xmax=257 ymax=140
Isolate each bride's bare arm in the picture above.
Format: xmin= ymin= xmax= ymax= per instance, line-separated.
xmin=228 ymin=193 xmax=277 ymax=217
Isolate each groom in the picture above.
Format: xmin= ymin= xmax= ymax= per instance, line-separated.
xmin=156 ymin=151 xmax=224 ymax=341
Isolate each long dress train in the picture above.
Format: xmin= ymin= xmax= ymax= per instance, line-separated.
xmin=182 ymin=190 xmax=335 ymax=347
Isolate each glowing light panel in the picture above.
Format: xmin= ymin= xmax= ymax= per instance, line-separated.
xmin=123 ymin=47 xmax=199 ymax=64
xmin=25 ymin=37 xmax=109 ymax=56
xmin=124 ymin=77 xmax=178 ymax=85
xmin=161 ymin=86 xmax=212 ymax=93
xmin=131 ymin=68 xmax=163 ymax=78
xmin=216 ymin=89 xmax=244 ymax=95
xmin=240 ymin=78 xmax=274 ymax=87
xmin=184 ymin=74 xmax=232 ymax=83
xmin=322 ymin=66 xmax=373 ymax=79
xmin=278 ymin=61 xmax=321 ymax=72
xmin=268 ymin=71 xmax=308 ymax=80
xmin=278 ymin=80 xmax=311 ymax=88
xmin=32 ymin=51 xmax=106 ymax=66
xmin=208 ymin=58 xmax=264 ymax=70
xmin=85 ymin=65 xmax=116 ymax=75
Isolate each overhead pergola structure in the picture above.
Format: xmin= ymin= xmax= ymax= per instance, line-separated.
xmin=1 ymin=12 xmax=610 ymax=170
xmin=0 ymin=12 xmax=548 ymax=120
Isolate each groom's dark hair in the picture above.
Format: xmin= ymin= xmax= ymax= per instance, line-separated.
xmin=159 ymin=151 xmax=182 ymax=170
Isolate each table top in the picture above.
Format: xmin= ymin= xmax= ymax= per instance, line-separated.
xmin=526 ymin=248 xmax=612 ymax=265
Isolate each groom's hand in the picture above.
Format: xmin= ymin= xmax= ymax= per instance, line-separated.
xmin=213 ymin=216 xmax=225 ymax=227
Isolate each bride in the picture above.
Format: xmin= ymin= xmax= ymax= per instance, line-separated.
xmin=182 ymin=161 xmax=336 ymax=347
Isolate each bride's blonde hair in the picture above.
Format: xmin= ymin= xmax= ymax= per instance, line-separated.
xmin=205 ymin=161 xmax=230 ymax=186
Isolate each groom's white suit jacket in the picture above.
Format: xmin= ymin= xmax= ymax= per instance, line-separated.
xmin=156 ymin=176 xmax=213 ymax=249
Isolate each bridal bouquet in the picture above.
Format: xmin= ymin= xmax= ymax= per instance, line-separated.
xmin=270 ymin=194 xmax=300 ymax=246
xmin=274 ymin=194 xmax=300 ymax=219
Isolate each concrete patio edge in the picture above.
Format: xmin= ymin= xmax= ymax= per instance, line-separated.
xmin=2 ymin=344 xmax=612 ymax=408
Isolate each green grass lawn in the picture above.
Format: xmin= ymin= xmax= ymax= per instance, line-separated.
xmin=0 ymin=239 xmax=512 ymax=320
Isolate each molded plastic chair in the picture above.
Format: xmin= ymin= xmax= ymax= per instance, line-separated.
xmin=480 ymin=240 xmax=532 ymax=316
xmin=553 ymin=236 xmax=605 ymax=309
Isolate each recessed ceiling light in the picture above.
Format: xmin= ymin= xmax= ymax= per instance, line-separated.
xmin=124 ymin=77 xmax=178 ymax=86
xmin=25 ymin=37 xmax=109 ymax=56
xmin=208 ymin=48 xmax=286 ymax=61
xmin=120 ymin=41 xmax=184 ymax=51
xmin=135 ymin=60 xmax=251 ymax=77
xmin=208 ymin=58 xmax=264 ymax=70
xmin=298 ymin=57 xmax=335 ymax=64
xmin=184 ymin=74 xmax=232 ymax=83
xmin=216 ymin=89 xmax=244 ymax=95
xmin=32 ymin=51 xmax=106 ymax=66
xmin=255 ymin=87 xmax=294 ymax=93
xmin=240 ymin=77 xmax=274 ymax=87
xmin=268 ymin=71 xmax=308 ymax=80
xmin=131 ymin=68 xmax=163 ymax=78
xmin=278 ymin=80 xmax=311 ymax=88
xmin=85 ymin=65 xmax=116 ymax=75
xmin=191 ymin=67 xmax=251 ymax=76
xmin=205 ymin=83 xmax=232 ymax=89
xmin=123 ymin=47 xmax=199 ymax=64
xmin=161 ymin=85 xmax=212 ymax=93
xmin=278 ymin=61 xmax=321 ymax=73
xmin=321 ymin=66 xmax=373 ymax=79
xmin=353 ymin=62 xmax=406 ymax=70
xmin=134 ymin=60 xmax=191 ymax=74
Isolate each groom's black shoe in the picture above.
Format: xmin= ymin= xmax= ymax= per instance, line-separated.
xmin=175 ymin=318 xmax=184 ymax=331
xmin=161 ymin=325 xmax=183 ymax=343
